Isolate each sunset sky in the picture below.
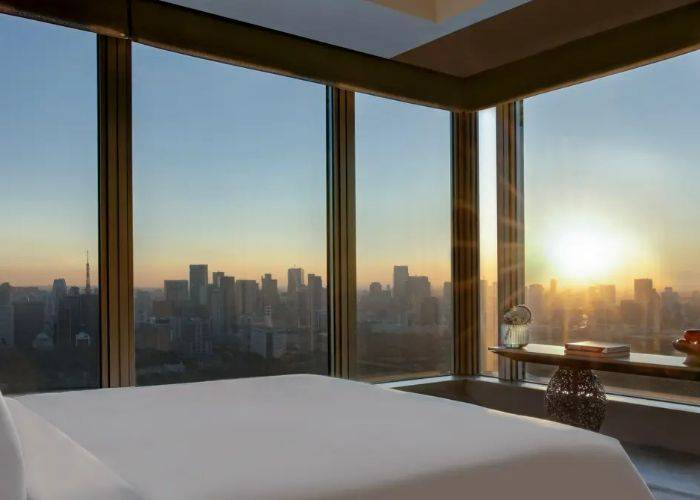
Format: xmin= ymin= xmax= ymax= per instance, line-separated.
xmin=3 ymin=14 xmax=700 ymax=296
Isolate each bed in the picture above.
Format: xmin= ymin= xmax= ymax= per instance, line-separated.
xmin=5 ymin=374 xmax=651 ymax=500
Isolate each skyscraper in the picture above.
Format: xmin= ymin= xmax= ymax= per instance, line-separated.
xmin=220 ymin=276 xmax=237 ymax=333
xmin=236 ymin=280 xmax=259 ymax=317
xmin=261 ymin=273 xmax=280 ymax=309
xmin=634 ymin=279 xmax=654 ymax=304
xmin=52 ymin=279 xmax=68 ymax=299
xmin=0 ymin=305 xmax=14 ymax=347
xmin=393 ymin=265 xmax=409 ymax=301
xmin=189 ymin=265 xmax=209 ymax=306
xmin=212 ymin=271 xmax=225 ymax=288
xmin=164 ymin=280 xmax=189 ymax=303
xmin=307 ymin=274 xmax=323 ymax=310
xmin=287 ymin=268 xmax=304 ymax=296
xmin=0 ymin=283 xmax=11 ymax=306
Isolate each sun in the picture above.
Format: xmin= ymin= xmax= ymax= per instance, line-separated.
xmin=548 ymin=228 xmax=623 ymax=284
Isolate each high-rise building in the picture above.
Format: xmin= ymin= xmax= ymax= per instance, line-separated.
xmin=189 ymin=265 xmax=209 ymax=306
xmin=0 ymin=305 xmax=14 ymax=347
xmin=634 ymin=279 xmax=654 ymax=304
xmin=307 ymin=274 xmax=323 ymax=312
xmin=261 ymin=273 xmax=280 ymax=309
xmin=220 ymin=276 xmax=237 ymax=334
xmin=236 ymin=280 xmax=259 ymax=317
xmin=0 ymin=283 xmax=11 ymax=306
xmin=208 ymin=285 xmax=224 ymax=337
xmin=165 ymin=280 xmax=189 ymax=304
xmin=212 ymin=271 xmax=225 ymax=288
xmin=407 ymin=275 xmax=431 ymax=305
xmin=52 ymin=279 xmax=68 ymax=299
xmin=393 ymin=266 xmax=409 ymax=301
xmin=287 ymin=268 xmax=304 ymax=296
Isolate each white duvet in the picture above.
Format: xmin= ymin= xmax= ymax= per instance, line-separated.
xmin=10 ymin=374 xmax=651 ymax=500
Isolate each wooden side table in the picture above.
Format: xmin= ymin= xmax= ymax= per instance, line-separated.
xmin=489 ymin=344 xmax=700 ymax=431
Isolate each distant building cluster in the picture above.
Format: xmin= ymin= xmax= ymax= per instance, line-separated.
xmin=134 ymin=264 xmax=328 ymax=377
xmin=480 ymin=276 xmax=700 ymax=374
xmin=0 ymin=279 xmax=97 ymax=352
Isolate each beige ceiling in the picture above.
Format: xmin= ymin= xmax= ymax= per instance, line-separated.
xmin=370 ymin=0 xmax=485 ymax=23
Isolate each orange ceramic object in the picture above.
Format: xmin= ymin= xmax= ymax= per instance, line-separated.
xmin=673 ymin=338 xmax=700 ymax=366
xmin=683 ymin=329 xmax=700 ymax=343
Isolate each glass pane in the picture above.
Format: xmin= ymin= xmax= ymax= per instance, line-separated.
xmin=524 ymin=50 xmax=700 ymax=405
xmin=355 ymin=94 xmax=452 ymax=381
xmin=133 ymin=44 xmax=327 ymax=385
xmin=0 ymin=15 xmax=99 ymax=393
xmin=479 ymin=108 xmax=499 ymax=376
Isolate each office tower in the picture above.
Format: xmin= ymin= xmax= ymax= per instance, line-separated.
xmin=189 ymin=265 xmax=209 ymax=306
xmin=261 ymin=273 xmax=280 ymax=308
xmin=212 ymin=271 xmax=225 ymax=288
xmin=647 ymin=289 xmax=662 ymax=334
xmin=307 ymin=274 xmax=323 ymax=311
xmin=0 ymin=282 xmax=11 ymax=306
xmin=287 ymin=268 xmax=304 ymax=296
xmin=13 ymin=301 xmax=45 ymax=349
xmin=52 ymin=279 xmax=68 ymax=299
xmin=208 ymin=285 xmax=224 ymax=337
xmin=407 ymin=276 xmax=431 ymax=304
xmin=440 ymin=281 xmax=452 ymax=328
xmin=165 ymin=280 xmax=189 ymax=304
xmin=393 ymin=266 xmax=409 ymax=301
xmin=220 ymin=276 xmax=237 ymax=334
xmin=135 ymin=290 xmax=153 ymax=322
xmin=236 ymin=280 xmax=259 ymax=317
xmin=0 ymin=305 xmax=14 ymax=347
xmin=634 ymin=279 xmax=654 ymax=304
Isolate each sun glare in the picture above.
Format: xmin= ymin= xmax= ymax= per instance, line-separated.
xmin=548 ymin=228 xmax=624 ymax=284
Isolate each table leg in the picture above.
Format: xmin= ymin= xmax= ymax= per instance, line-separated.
xmin=544 ymin=366 xmax=607 ymax=432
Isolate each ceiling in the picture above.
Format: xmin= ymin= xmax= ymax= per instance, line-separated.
xmin=163 ymin=0 xmax=697 ymax=79
xmin=164 ymin=0 xmax=529 ymax=58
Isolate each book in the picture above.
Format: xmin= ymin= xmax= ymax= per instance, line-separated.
xmin=564 ymin=341 xmax=630 ymax=354
xmin=564 ymin=349 xmax=630 ymax=358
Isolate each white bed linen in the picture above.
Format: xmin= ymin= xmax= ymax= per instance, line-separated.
xmin=6 ymin=399 xmax=141 ymax=500
xmin=12 ymin=374 xmax=651 ymax=500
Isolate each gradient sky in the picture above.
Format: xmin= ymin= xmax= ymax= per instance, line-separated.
xmin=0 ymin=15 xmax=97 ymax=288
xmin=131 ymin=44 xmax=327 ymax=289
xmin=356 ymin=94 xmax=451 ymax=289
xmin=523 ymin=49 xmax=700 ymax=294
xmin=3 ymin=13 xmax=700 ymax=295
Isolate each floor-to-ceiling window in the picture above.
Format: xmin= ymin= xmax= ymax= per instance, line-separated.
xmin=354 ymin=94 xmax=452 ymax=381
xmin=132 ymin=44 xmax=327 ymax=385
xmin=523 ymin=49 xmax=700 ymax=404
xmin=0 ymin=15 xmax=99 ymax=393
xmin=478 ymin=108 xmax=499 ymax=377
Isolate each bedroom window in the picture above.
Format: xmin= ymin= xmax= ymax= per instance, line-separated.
xmin=523 ymin=49 xmax=700 ymax=404
xmin=132 ymin=44 xmax=328 ymax=385
xmin=0 ymin=15 xmax=99 ymax=393
xmin=354 ymin=93 xmax=452 ymax=381
xmin=479 ymin=108 xmax=498 ymax=377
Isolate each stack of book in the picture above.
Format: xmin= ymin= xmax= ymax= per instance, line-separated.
xmin=564 ymin=341 xmax=630 ymax=358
